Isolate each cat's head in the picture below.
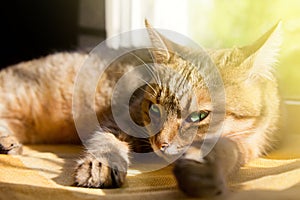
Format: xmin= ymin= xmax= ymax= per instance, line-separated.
xmin=140 ymin=20 xmax=281 ymax=160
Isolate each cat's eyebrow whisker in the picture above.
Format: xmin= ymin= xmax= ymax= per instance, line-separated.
xmin=136 ymin=77 xmax=157 ymax=96
xmin=147 ymin=50 xmax=163 ymax=86
xmin=129 ymin=52 xmax=161 ymax=86
xmin=139 ymin=88 xmax=156 ymax=98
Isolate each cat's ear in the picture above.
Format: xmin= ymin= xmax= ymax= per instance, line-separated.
xmin=145 ymin=19 xmax=173 ymax=64
xmin=240 ymin=22 xmax=282 ymax=80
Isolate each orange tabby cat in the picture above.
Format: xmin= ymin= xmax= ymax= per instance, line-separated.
xmin=0 ymin=21 xmax=281 ymax=197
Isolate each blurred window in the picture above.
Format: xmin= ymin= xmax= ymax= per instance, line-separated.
xmin=106 ymin=0 xmax=300 ymax=99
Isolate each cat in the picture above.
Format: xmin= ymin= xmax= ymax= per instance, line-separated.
xmin=0 ymin=20 xmax=281 ymax=198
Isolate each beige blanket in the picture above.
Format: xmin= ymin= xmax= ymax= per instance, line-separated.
xmin=1 ymin=134 xmax=300 ymax=200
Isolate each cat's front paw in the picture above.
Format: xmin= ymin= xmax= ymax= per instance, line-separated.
xmin=0 ymin=135 xmax=23 ymax=155
xmin=173 ymin=152 xmax=226 ymax=198
xmin=74 ymin=153 xmax=127 ymax=188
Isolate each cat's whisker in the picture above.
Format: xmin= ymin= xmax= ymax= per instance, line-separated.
xmin=139 ymin=142 xmax=151 ymax=146
xmin=136 ymin=144 xmax=151 ymax=147
xmin=111 ymin=71 xmax=126 ymax=75
xmin=136 ymin=77 xmax=157 ymax=95
xmin=227 ymin=130 xmax=253 ymax=138
xmin=138 ymin=139 xmax=151 ymax=144
xmin=129 ymin=52 xmax=161 ymax=86
xmin=129 ymin=128 xmax=151 ymax=138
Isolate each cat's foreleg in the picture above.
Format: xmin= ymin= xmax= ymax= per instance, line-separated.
xmin=74 ymin=131 xmax=130 ymax=188
xmin=173 ymin=137 xmax=244 ymax=197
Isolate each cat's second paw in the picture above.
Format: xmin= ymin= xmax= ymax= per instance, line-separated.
xmin=173 ymin=152 xmax=227 ymax=198
xmin=74 ymin=153 xmax=127 ymax=188
xmin=0 ymin=135 xmax=23 ymax=155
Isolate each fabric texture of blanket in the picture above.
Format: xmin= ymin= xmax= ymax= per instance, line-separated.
xmin=1 ymin=134 xmax=300 ymax=200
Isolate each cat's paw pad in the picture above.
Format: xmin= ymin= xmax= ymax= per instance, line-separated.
xmin=0 ymin=135 xmax=23 ymax=155
xmin=74 ymin=154 xmax=127 ymax=188
xmin=173 ymin=158 xmax=226 ymax=198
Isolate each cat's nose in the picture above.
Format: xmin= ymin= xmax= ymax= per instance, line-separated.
xmin=160 ymin=142 xmax=169 ymax=152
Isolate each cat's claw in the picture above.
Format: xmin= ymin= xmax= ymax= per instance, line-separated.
xmin=0 ymin=135 xmax=23 ymax=155
xmin=173 ymin=156 xmax=227 ymax=198
xmin=74 ymin=154 xmax=127 ymax=188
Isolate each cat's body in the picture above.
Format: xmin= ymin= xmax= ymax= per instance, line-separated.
xmin=0 ymin=52 xmax=85 ymax=145
xmin=0 ymin=21 xmax=281 ymax=197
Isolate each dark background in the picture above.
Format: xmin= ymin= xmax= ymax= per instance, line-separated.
xmin=0 ymin=0 xmax=105 ymax=69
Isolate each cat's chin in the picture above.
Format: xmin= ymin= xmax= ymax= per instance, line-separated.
xmin=153 ymin=149 xmax=185 ymax=163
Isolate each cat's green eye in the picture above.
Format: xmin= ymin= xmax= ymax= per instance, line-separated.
xmin=149 ymin=104 xmax=161 ymax=118
xmin=186 ymin=111 xmax=209 ymax=123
